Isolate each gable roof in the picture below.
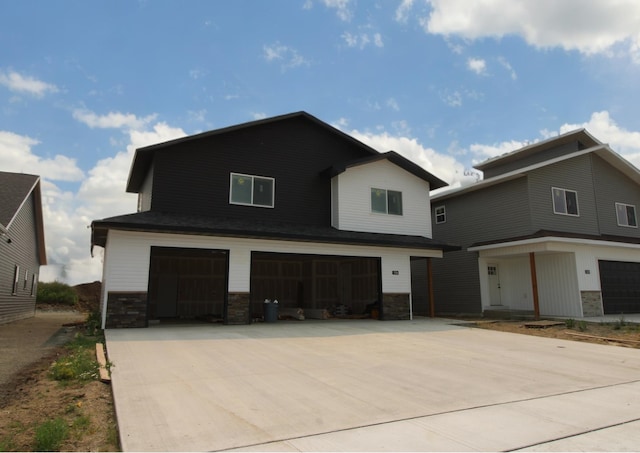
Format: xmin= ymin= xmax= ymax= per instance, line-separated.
xmin=126 ymin=111 xmax=384 ymax=193
xmin=473 ymin=128 xmax=602 ymax=173
xmin=433 ymin=142 xmax=640 ymax=202
xmin=0 ymin=171 xmax=47 ymax=265
xmin=322 ymin=150 xmax=448 ymax=190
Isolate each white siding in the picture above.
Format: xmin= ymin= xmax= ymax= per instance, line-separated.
xmin=101 ymin=229 xmax=443 ymax=316
xmin=536 ymin=253 xmax=582 ymax=317
xmin=333 ymin=160 xmax=432 ymax=237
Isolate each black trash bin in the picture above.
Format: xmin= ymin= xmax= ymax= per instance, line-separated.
xmin=263 ymin=301 xmax=279 ymax=323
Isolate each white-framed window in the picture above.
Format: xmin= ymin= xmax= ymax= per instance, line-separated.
xmin=371 ymin=188 xmax=403 ymax=215
xmin=552 ymin=187 xmax=579 ymax=216
xmin=616 ymin=202 xmax=637 ymax=228
xmin=23 ymin=269 xmax=28 ymax=290
xmin=435 ymin=206 xmax=446 ymax=224
xmin=12 ymin=265 xmax=19 ymax=295
xmin=229 ymin=173 xmax=275 ymax=208
xmin=31 ymin=273 xmax=38 ymax=297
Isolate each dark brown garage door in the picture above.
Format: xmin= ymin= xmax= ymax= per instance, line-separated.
xmin=599 ymin=260 xmax=640 ymax=314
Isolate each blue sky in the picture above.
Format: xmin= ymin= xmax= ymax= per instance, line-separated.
xmin=1 ymin=0 xmax=640 ymax=284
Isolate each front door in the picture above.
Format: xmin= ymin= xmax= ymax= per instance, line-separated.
xmin=488 ymin=264 xmax=502 ymax=306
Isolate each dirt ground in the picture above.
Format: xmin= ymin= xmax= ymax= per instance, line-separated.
xmin=1 ymin=281 xmax=639 ymax=451
xmin=470 ymin=318 xmax=640 ymax=348
xmin=0 ymin=282 xmax=118 ymax=452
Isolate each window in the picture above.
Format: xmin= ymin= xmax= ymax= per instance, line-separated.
xmin=23 ymin=269 xmax=28 ymax=290
xmin=435 ymin=206 xmax=446 ymax=224
xmin=552 ymin=187 xmax=579 ymax=216
xmin=616 ymin=202 xmax=637 ymax=227
xmin=31 ymin=273 xmax=38 ymax=297
xmin=371 ymin=188 xmax=403 ymax=215
xmin=12 ymin=265 xmax=19 ymax=295
xmin=230 ymin=173 xmax=275 ymax=208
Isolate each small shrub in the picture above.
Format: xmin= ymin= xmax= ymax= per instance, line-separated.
xmin=85 ymin=311 xmax=102 ymax=336
xmin=34 ymin=417 xmax=69 ymax=451
xmin=37 ymin=281 xmax=78 ymax=306
xmin=565 ymin=318 xmax=576 ymax=328
xmin=578 ymin=320 xmax=588 ymax=332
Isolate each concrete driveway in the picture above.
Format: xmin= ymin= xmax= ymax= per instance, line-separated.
xmin=105 ymin=319 xmax=640 ymax=452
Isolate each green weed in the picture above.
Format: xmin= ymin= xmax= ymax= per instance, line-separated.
xmin=34 ymin=417 xmax=69 ymax=451
xmin=564 ymin=318 xmax=576 ymax=328
xmin=578 ymin=320 xmax=588 ymax=332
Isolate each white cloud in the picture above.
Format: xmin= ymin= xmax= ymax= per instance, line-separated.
xmin=469 ymin=139 xmax=529 ymax=160
xmin=341 ymin=30 xmax=383 ymax=50
xmin=440 ymin=90 xmax=462 ymax=107
xmin=263 ymin=43 xmax=310 ymax=71
xmin=0 ymin=70 xmax=59 ymax=97
xmin=0 ymin=131 xmax=84 ymax=181
xmin=467 ymin=58 xmax=487 ymax=75
xmin=395 ymin=0 xmax=414 ymax=23
xmin=497 ymin=56 xmax=517 ymax=80
xmin=322 ymin=0 xmax=353 ymax=21
xmin=387 ymin=98 xmax=400 ymax=111
xmin=72 ymin=109 xmax=158 ymax=130
xmin=424 ymin=0 xmax=640 ymax=62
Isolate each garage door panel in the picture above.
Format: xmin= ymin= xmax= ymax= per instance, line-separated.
xmin=599 ymin=260 xmax=640 ymax=314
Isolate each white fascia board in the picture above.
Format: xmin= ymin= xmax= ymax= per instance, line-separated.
xmin=468 ymin=236 xmax=640 ymax=253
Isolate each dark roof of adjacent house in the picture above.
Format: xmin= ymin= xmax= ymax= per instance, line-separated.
xmin=473 ymin=128 xmax=602 ymax=172
xmin=322 ymin=150 xmax=448 ymax=190
xmin=91 ymin=210 xmax=459 ymax=252
xmin=0 ymin=171 xmax=47 ymax=265
xmin=126 ymin=111 xmax=386 ymax=193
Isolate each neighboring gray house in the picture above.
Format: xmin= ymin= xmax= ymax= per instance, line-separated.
xmin=0 ymin=171 xmax=47 ymax=324
xmin=431 ymin=129 xmax=640 ymax=318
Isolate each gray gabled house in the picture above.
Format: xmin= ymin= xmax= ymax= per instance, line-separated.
xmin=0 ymin=171 xmax=47 ymax=324
xmin=431 ymin=129 xmax=640 ymax=318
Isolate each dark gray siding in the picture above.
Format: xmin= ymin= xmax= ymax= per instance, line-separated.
xmin=482 ymin=142 xmax=580 ymax=179
xmin=149 ymin=116 xmax=372 ymax=226
xmin=0 ymin=194 xmax=41 ymax=324
xmin=431 ymin=177 xmax=531 ymax=314
xmin=592 ymin=155 xmax=640 ymax=238
xmin=528 ymin=154 xmax=599 ymax=235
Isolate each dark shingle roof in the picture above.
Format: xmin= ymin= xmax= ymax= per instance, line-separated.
xmin=0 ymin=171 xmax=39 ymax=227
xmin=91 ymin=211 xmax=459 ymax=252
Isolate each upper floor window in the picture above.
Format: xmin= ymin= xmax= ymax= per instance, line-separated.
xmin=616 ymin=202 xmax=637 ymax=228
xmin=371 ymin=188 xmax=403 ymax=215
xmin=230 ymin=173 xmax=275 ymax=208
xmin=552 ymin=187 xmax=579 ymax=216
xmin=435 ymin=206 xmax=446 ymax=224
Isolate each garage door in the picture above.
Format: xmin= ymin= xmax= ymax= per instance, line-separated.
xmin=598 ymin=260 xmax=640 ymax=314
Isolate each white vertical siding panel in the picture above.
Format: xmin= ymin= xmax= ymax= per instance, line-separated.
xmin=331 ymin=178 xmax=339 ymax=229
xmin=499 ymin=257 xmax=533 ymax=310
xmin=536 ymin=253 xmax=582 ymax=317
xmin=336 ymin=160 xmax=432 ymax=237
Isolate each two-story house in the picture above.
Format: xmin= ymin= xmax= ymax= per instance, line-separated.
xmin=431 ymin=129 xmax=640 ymax=319
xmin=91 ymin=112 xmax=455 ymax=328
xmin=0 ymin=171 xmax=47 ymax=325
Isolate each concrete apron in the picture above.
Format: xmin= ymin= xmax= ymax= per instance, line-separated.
xmin=105 ymin=319 xmax=640 ymax=452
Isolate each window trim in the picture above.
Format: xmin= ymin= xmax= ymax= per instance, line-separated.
xmin=435 ymin=205 xmax=446 ymax=224
xmin=23 ymin=269 xmax=28 ymax=290
xmin=551 ymin=187 xmax=579 ymax=216
xmin=370 ymin=187 xmax=403 ymax=216
xmin=615 ymin=202 xmax=638 ymax=228
xmin=229 ymin=172 xmax=275 ymax=208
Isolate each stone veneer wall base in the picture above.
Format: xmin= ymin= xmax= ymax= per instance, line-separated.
xmin=581 ymin=290 xmax=604 ymax=317
xmin=226 ymin=292 xmax=251 ymax=325
xmin=382 ymin=293 xmax=411 ymax=320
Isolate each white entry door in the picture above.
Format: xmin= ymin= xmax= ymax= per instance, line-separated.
xmin=487 ymin=264 xmax=502 ymax=306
